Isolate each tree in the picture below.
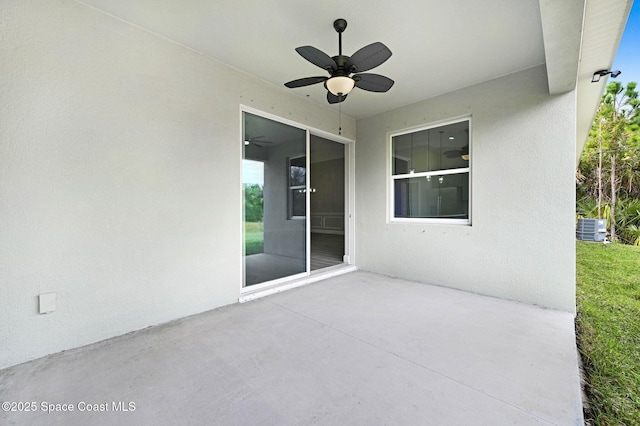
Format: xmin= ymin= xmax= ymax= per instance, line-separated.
xmin=577 ymin=81 xmax=640 ymax=243
xmin=243 ymin=184 xmax=264 ymax=222
xmin=603 ymin=82 xmax=639 ymax=239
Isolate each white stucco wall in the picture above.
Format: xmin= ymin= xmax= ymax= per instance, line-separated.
xmin=0 ymin=0 xmax=355 ymax=369
xmin=355 ymin=65 xmax=577 ymax=313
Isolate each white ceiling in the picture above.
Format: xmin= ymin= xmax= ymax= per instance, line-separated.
xmin=78 ymin=0 xmax=547 ymax=120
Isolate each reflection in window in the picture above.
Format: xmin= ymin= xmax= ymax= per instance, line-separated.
xmin=289 ymin=156 xmax=306 ymax=218
xmin=391 ymin=119 xmax=470 ymax=223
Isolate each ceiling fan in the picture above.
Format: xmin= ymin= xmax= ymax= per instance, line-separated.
xmin=244 ymin=136 xmax=273 ymax=148
xmin=284 ymin=19 xmax=394 ymax=104
xmin=444 ymin=144 xmax=469 ymax=161
xmin=443 ymin=128 xmax=469 ymax=160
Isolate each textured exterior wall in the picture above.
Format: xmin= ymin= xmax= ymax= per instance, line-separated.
xmin=355 ymin=65 xmax=577 ymax=313
xmin=0 ymin=0 xmax=354 ymax=369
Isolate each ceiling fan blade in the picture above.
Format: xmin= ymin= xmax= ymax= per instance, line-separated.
xmin=295 ymin=46 xmax=337 ymax=71
xmin=346 ymin=42 xmax=392 ymax=73
xmin=353 ymin=73 xmax=394 ymax=92
xmin=327 ymin=92 xmax=348 ymax=104
xmin=285 ymin=76 xmax=328 ymax=88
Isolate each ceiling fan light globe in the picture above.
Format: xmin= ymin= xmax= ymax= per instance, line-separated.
xmin=326 ymin=76 xmax=355 ymax=96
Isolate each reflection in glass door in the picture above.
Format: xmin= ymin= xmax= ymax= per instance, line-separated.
xmin=310 ymin=136 xmax=345 ymax=270
xmin=243 ymin=112 xmax=307 ymax=286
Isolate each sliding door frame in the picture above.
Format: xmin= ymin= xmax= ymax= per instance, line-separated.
xmin=240 ymin=105 xmax=355 ymax=294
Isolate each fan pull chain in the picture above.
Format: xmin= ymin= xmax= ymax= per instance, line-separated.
xmin=338 ymin=95 xmax=342 ymax=135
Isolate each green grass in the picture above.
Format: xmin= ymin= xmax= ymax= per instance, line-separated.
xmin=576 ymin=241 xmax=640 ymax=425
xmin=244 ymin=221 xmax=264 ymax=255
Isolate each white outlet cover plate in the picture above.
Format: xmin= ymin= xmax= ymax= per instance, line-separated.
xmin=39 ymin=293 xmax=57 ymax=314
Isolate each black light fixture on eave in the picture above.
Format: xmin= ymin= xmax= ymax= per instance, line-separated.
xmin=592 ymin=69 xmax=621 ymax=83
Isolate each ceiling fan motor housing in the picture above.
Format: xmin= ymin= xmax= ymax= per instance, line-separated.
xmin=332 ymin=55 xmax=351 ymax=76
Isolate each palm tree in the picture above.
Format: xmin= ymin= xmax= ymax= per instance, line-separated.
xmin=625 ymin=225 xmax=640 ymax=246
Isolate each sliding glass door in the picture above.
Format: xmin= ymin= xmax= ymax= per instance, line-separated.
xmin=243 ymin=112 xmax=307 ymax=286
xmin=310 ymin=135 xmax=345 ymax=271
xmin=242 ymin=110 xmax=352 ymax=288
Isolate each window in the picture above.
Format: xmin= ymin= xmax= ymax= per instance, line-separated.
xmin=390 ymin=118 xmax=470 ymax=224
xmin=288 ymin=156 xmax=306 ymax=219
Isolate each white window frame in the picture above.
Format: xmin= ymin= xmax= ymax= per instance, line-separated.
xmin=388 ymin=116 xmax=472 ymax=225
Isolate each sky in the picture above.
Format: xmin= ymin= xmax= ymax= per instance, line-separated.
xmin=242 ymin=159 xmax=264 ymax=186
xmin=612 ymin=1 xmax=640 ymax=87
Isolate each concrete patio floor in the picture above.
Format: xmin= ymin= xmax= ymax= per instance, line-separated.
xmin=0 ymin=271 xmax=583 ymax=425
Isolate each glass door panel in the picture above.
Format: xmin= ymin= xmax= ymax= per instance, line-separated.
xmin=243 ymin=112 xmax=307 ymax=286
xmin=310 ymin=135 xmax=345 ymax=270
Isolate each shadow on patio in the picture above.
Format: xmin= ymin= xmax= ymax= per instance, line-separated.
xmin=0 ymin=271 xmax=583 ymax=425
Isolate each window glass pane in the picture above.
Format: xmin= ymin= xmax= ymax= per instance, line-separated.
xmin=431 ymin=122 xmax=469 ymax=171
xmin=291 ymin=188 xmax=306 ymax=217
xmin=288 ymin=155 xmax=306 ymax=218
xmin=290 ymin=157 xmax=306 ymax=186
xmin=392 ymin=121 xmax=469 ymax=175
xmin=392 ymin=130 xmax=429 ymax=174
xmin=394 ymin=173 xmax=469 ymax=219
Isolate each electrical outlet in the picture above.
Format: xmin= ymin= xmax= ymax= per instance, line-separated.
xmin=39 ymin=293 xmax=56 ymax=314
